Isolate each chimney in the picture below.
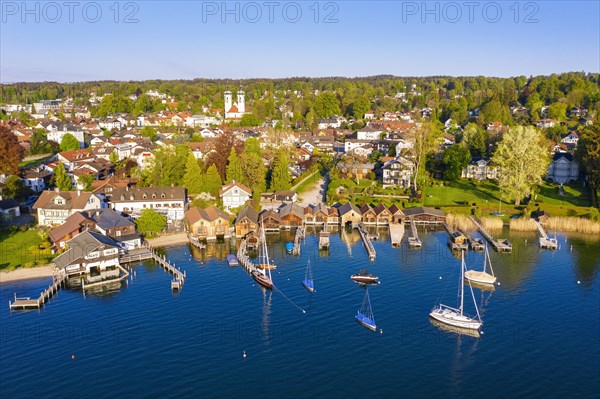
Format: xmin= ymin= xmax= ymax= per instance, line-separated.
xmin=55 ymin=187 xmax=60 ymax=193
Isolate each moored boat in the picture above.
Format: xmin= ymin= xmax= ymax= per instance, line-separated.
xmin=226 ymin=254 xmax=239 ymax=266
xmin=355 ymin=287 xmax=377 ymax=331
xmin=464 ymin=245 xmax=496 ymax=285
xmin=351 ymin=269 xmax=379 ymax=284
xmin=285 ymin=242 xmax=294 ymax=254
xmin=302 ymin=259 xmax=315 ymax=293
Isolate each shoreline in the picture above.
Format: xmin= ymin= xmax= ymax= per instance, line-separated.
xmin=0 ymin=264 xmax=56 ymax=284
xmin=146 ymin=233 xmax=190 ymax=248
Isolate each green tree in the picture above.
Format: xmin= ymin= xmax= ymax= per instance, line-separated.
xmin=313 ymin=92 xmax=341 ymax=118
xmin=204 ymin=163 xmax=223 ymax=196
xmin=77 ymin=174 xmax=95 ymax=191
xmin=576 ymin=122 xmax=600 ymax=205
xmin=244 ymin=137 xmax=261 ymax=156
xmin=109 ymin=150 xmax=119 ymax=165
xmin=240 ymin=113 xmax=260 ymax=127
xmin=462 ymin=123 xmax=487 ymax=157
xmin=411 ymin=122 xmax=443 ymax=191
xmin=226 ymin=147 xmax=243 ymax=184
xmin=2 ymin=175 xmax=30 ymax=201
xmin=352 ymin=96 xmax=370 ymax=120
xmin=60 ymin=133 xmax=80 ymax=152
xmin=29 ymin=129 xmax=51 ymax=154
xmin=141 ymin=145 xmax=189 ymax=186
xmin=492 ymin=126 xmax=549 ymax=205
xmin=270 ymin=150 xmax=291 ymax=190
xmin=547 ymin=102 xmax=568 ymax=120
xmin=241 ymin=153 xmax=266 ymax=193
xmin=54 ymin=162 xmax=73 ymax=191
xmin=135 ymin=208 xmax=167 ymax=236
xmin=140 ymin=126 xmax=157 ymax=141
xmin=183 ymin=152 xmax=205 ymax=194
xmin=0 ymin=125 xmax=25 ymax=175
xmin=442 ymin=145 xmax=471 ymax=180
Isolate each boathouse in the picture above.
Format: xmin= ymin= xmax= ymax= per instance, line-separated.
xmin=279 ymin=203 xmax=304 ymax=229
xmin=338 ymin=202 xmax=362 ymax=227
xmin=359 ymin=204 xmax=377 ymax=225
xmin=388 ymin=204 xmax=404 ymax=224
xmin=259 ymin=209 xmax=282 ymax=231
xmin=403 ymin=206 xmax=446 ymax=224
xmin=373 ymin=204 xmax=392 ymax=226
xmin=185 ymin=206 xmax=231 ymax=240
xmin=234 ymin=205 xmax=259 ymax=238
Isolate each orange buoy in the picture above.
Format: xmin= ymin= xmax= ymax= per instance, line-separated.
xmin=71 ymin=354 xmax=75 ymax=360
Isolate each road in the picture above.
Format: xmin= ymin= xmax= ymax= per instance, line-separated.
xmin=297 ymin=172 xmax=329 ymax=206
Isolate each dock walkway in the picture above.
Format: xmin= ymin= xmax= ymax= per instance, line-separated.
xmin=443 ymin=223 xmax=469 ymax=251
xmin=319 ymin=223 xmax=330 ymax=249
xmin=358 ymin=224 xmax=376 ymax=260
xmin=237 ymin=239 xmax=257 ymax=272
xmin=189 ymin=235 xmax=207 ymax=250
xmin=468 ymin=216 xmax=512 ymax=252
xmin=535 ymin=220 xmax=558 ymax=249
xmin=390 ymin=223 xmax=405 ymax=247
xmin=292 ymin=226 xmax=305 ymax=256
xmin=408 ymin=220 xmax=422 ymax=248
xmin=9 ymin=269 xmax=67 ymax=310
xmin=145 ymin=243 xmax=186 ymax=290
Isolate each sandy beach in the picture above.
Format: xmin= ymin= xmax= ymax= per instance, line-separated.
xmin=146 ymin=233 xmax=189 ymax=248
xmin=0 ymin=264 xmax=56 ymax=284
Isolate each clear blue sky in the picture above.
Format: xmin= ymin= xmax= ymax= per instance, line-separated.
xmin=1 ymin=1 xmax=598 ymax=82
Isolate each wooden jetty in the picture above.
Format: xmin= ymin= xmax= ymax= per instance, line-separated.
xmin=408 ymin=220 xmax=422 ymax=248
xmin=82 ymin=264 xmax=130 ymax=290
xmin=469 ymin=238 xmax=485 ymax=251
xmin=237 ymin=239 xmax=257 ymax=272
xmin=535 ymin=219 xmax=558 ymax=250
xmin=9 ymin=270 xmax=67 ymax=310
xmin=468 ymin=216 xmax=512 ymax=253
xmin=292 ymin=226 xmax=305 ymax=256
xmin=390 ymin=223 xmax=405 ymax=247
xmin=145 ymin=243 xmax=187 ymax=290
xmin=443 ymin=223 xmax=469 ymax=251
xmin=358 ymin=224 xmax=376 ymax=260
xmin=319 ymin=223 xmax=330 ymax=250
xmin=189 ymin=235 xmax=207 ymax=250
xmin=119 ymin=248 xmax=153 ymax=263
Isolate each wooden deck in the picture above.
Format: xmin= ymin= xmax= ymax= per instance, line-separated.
xmin=119 ymin=248 xmax=153 ymax=263
xmin=145 ymin=243 xmax=186 ymax=290
xmin=390 ymin=223 xmax=405 ymax=247
xmin=319 ymin=223 xmax=330 ymax=249
xmin=292 ymin=226 xmax=305 ymax=256
xmin=443 ymin=223 xmax=469 ymax=251
xmin=82 ymin=264 xmax=130 ymax=290
xmin=358 ymin=224 xmax=376 ymax=260
xmin=468 ymin=216 xmax=512 ymax=252
xmin=237 ymin=239 xmax=257 ymax=273
xmin=9 ymin=270 xmax=67 ymax=310
xmin=189 ymin=235 xmax=207 ymax=250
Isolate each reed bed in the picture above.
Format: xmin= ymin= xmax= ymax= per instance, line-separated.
xmin=479 ymin=216 xmax=504 ymax=231
xmin=446 ymin=214 xmax=476 ymax=233
xmin=509 ymin=218 xmax=538 ymax=231
xmin=544 ymin=217 xmax=600 ymax=235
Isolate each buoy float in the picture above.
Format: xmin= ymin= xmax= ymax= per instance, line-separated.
xmin=243 ymin=351 xmax=247 ymax=358
xmin=379 ymin=329 xmax=383 ymax=334
xmin=439 ymin=276 xmax=442 ymax=280
xmin=71 ymin=354 xmax=75 ymax=360
xmin=577 ymin=280 xmax=581 ymax=284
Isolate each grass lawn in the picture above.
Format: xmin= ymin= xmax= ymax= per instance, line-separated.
xmin=0 ymin=228 xmax=53 ymax=271
xmin=423 ymin=180 xmax=502 ymax=207
xmin=19 ymin=154 xmax=54 ymax=169
xmin=534 ymin=181 xmax=591 ymax=207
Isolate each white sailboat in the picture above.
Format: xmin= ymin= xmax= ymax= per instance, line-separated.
xmin=430 ymin=251 xmax=482 ymax=331
xmin=464 ymin=245 xmax=497 ymax=285
xmin=251 ymin=222 xmax=274 ymax=289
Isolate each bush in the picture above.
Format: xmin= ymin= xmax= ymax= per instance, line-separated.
xmin=589 ymin=207 xmax=600 ymax=222
xmin=567 ymin=209 xmax=577 ymax=217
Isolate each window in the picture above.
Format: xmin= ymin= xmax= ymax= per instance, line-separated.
xmin=152 ymin=193 xmax=156 ymax=199
xmin=143 ymin=193 xmax=147 ymax=199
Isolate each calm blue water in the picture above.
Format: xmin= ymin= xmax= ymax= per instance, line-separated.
xmin=1 ymin=227 xmax=599 ymax=399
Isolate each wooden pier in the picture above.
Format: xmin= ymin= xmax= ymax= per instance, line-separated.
xmin=145 ymin=243 xmax=187 ymax=290
xmin=390 ymin=223 xmax=405 ymax=247
xmin=82 ymin=264 xmax=130 ymax=290
xmin=535 ymin=219 xmax=558 ymax=250
xmin=119 ymin=248 xmax=153 ymax=263
xmin=408 ymin=220 xmax=422 ymax=248
xmin=358 ymin=224 xmax=376 ymax=260
xmin=237 ymin=239 xmax=257 ymax=272
xmin=189 ymin=235 xmax=207 ymax=250
xmin=469 ymin=238 xmax=485 ymax=251
xmin=292 ymin=226 xmax=305 ymax=256
xmin=9 ymin=270 xmax=67 ymax=310
xmin=468 ymin=216 xmax=512 ymax=252
xmin=319 ymin=223 xmax=330 ymax=250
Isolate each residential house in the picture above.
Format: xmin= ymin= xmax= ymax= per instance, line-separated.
xmin=234 ymin=205 xmax=259 ymax=238
xmin=48 ymin=212 xmax=96 ymax=249
xmin=85 ymin=208 xmax=140 ymax=249
xmin=317 ymin=116 xmax=342 ymax=129
xmin=364 ymin=110 xmax=376 ymax=120
xmin=536 ymin=119 xmax=556 ymax=129
xmin=0 ymin=198 xmax=20 ymax=221
xmin=185 ymin=206 xmax=231 ymax=240
xmin=279 ymin=203 xmax=304 ymax=229
xmin=219 ymin=181 xmax=252 ymax=211
xmin=381 ymin=157 xmax=413 ymax=188
xmin=373 ymin=204 xmax=392 ymax=226
xmin=357 ymin=126 xmax=383 ymax=140
xmin=21 ymin=167 xmax=52 ymax=192
xmin=53 ymin=231 xmax=122 ymax=281
xmin=110 ymin=186 xmax=187 ymax=220
xmin=461 ymin=158 xmax=499 ymax=180
xmin=57 ymin=149 xmax=96 ymax=171
xmin=547 ymin=153 xmax=579 ymax=184
xmin=569 ymin=107 xmax=587 ymax=118
xmin=33 ymin=190 xmax=106 ymax=226
xmin=561 ymin=131 xmax=579 ymax=146
xmin=337 ymin=162 xmax=374 ymax=181
xmin=338 ymin=202 xmax=362 ymax=227
xmin=403 ymin=207 xmax=446 ymax=224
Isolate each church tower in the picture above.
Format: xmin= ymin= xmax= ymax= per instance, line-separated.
xmin=237 ymin=90 xmax=245 ymax=114
xmin=224 ymin=90 xmax=232 ymax=117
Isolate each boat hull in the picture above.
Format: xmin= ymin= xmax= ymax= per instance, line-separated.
xmin=302 ymin=279 xmax=315 ymax=293
xmin=251 ymin=270 xmax=273 ymax=289
xmin=464 ymin=270 xmax=496 ymax=285
xmin=226 ymin=255 xmax=239 ymax=266
xmin=351 ymin=276 xmax=379 ymax=284
xmin=429 ymin=308 xmax=481 ymax=330
xmin=355 ymin=312 xmax=376 ymax=331
xmin=256 ymin=263 xmax=277 ymax=270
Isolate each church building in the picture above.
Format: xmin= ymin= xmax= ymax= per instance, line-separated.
xmin=225 ymin=90 xmax=246 ymax=119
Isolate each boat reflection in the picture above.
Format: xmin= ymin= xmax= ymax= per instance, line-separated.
xmin=429 ymin=317 xmax=481 ymax=339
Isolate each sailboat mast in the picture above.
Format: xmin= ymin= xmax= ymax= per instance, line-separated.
xmin=487 ymin=246 xmax=495 ymax=277
xmin=483 ymin=245 xmax=488 ymax=273
xmin=460 ymin=251 xmax=465 ymax=315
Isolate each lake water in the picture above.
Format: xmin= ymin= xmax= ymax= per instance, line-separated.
xmin=1 ymin=227 xmax=599 ymax=398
